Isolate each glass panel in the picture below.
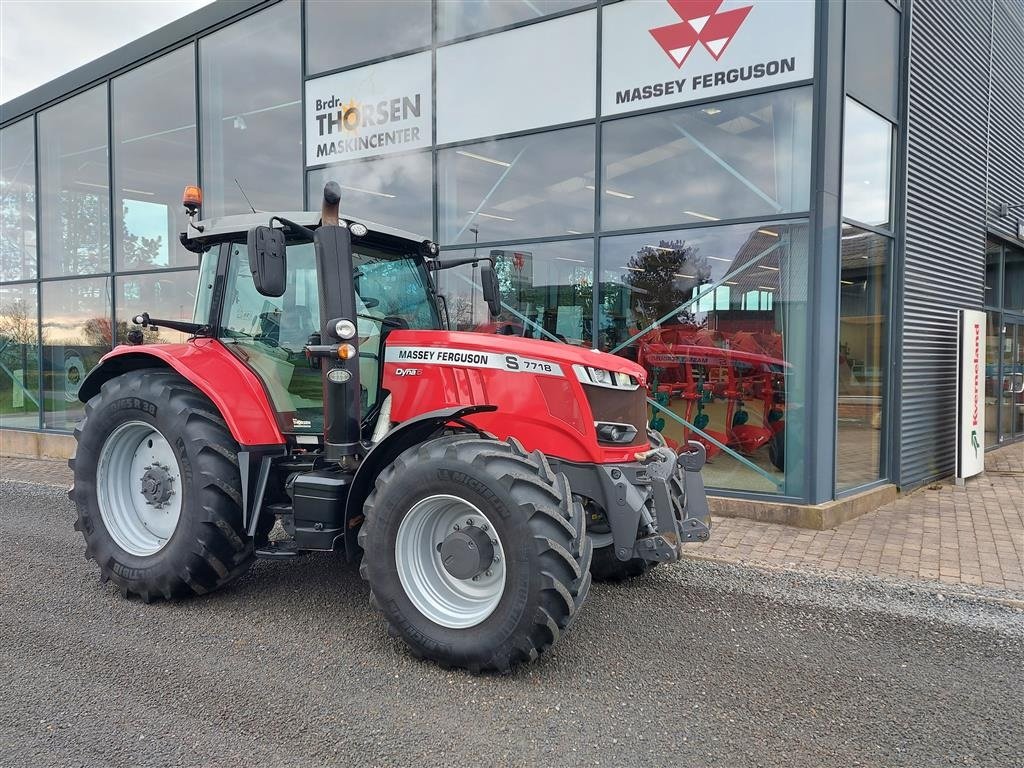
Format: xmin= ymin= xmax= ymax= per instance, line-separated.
xmin=985 ymin=241 xmax=1002 ymax=308
xmin=439 ymin=126 xmax=595 ymax=245
xmin=599 ymin=222 xmax=809 ymax=496
xmin=844 ymin=0 xmax=901 ymax=121
xmin=0 ymin=117 xmax=37 ymax=281
xmin=116 ymin=271 xmax=198 ymax=346
xmin=600 ymin=87 xmax=812 ymax=232
xmin=1004 ymin=245 xmax=1023 ymax=311
xmin=307 ymin=151 xmax=433 ymax=237
xmin=192 ymin=248 xmax=219 ymax=326
xmin=1002 ymin=322 xmax=1024 ymax=441
xmin=438 ymin=0 xmax=590 ymax=41
xmin=836 ymin=225 xmax=889 ymax=491
xmin=38 ymin=85 xmax=110 ymax=278
xmin=220 ymin=241 xmax=322 ymax=433
xmin=306 ymin=0 xmax=431 ymax=74
xmin=985 ymin=311 xmax=1001 ymax=449
xmin=200 ymin=1 xmax=302 ymax=217
xmin=41 ymin=277 xmax=111 ymax=429
xmin=842 ymin=98 xmax=893 ymax=228
xmin=113 ymin=46 xmax=197 ymax=271
xmin=0 ymin=283 xmax=39 ymax=428
xmin=441 ymin=239 xmax=595 ymax=346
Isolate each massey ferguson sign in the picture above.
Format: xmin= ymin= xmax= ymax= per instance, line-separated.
xmin=601 ymin=0 xmax=815 ymax=116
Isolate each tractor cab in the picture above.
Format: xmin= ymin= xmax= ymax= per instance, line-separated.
xmin=181 ymin=209 xmax=442 ymax=440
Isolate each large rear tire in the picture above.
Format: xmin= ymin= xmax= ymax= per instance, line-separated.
xmin=359 ymin=434 xmax=592 ymax=673
xmin=70 ymin=370 xmax=253 ymax=601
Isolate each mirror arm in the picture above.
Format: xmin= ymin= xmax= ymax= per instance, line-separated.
xmin=269 ymin=216 xmax=316 ymax=240
xmin=132 ymin=312 xmax=210 ymax=337
xmin=426 ymin=254 xmax=495 ymax=271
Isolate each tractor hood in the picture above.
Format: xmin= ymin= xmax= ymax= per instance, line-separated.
xmin=384 ymin=330 xmax=647 ymax=386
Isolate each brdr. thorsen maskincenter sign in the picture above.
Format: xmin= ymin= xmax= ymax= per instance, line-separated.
xmin=305 ymin=51 xmax=431 ymax=166
xmin=601 ymin=0 xmax=815 ymax=116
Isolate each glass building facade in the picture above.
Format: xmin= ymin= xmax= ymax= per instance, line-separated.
xmin=1 ymin=0 xmax=1021 ymax=506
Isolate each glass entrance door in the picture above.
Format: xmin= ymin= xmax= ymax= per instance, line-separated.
xmin=999 ymin=317 xmax=1024 ymax=443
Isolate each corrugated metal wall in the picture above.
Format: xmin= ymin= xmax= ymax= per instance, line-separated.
xmin=988 ymin=0 xmax=1024 ymax=243
xmin=899 ymin=0 xmax=993 ymax=487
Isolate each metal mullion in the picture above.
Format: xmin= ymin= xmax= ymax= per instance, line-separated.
xmin=32 ymin=113 xmax=43 ymax=430
xmin=304 ymin=144 xmax=434 ymax=175
xmin=113 ymin=266 xmax=200 ymax=280
xmin=597 ymin=212 xmax=809 ymax=239
xmin=303 ymin=45 xmax=435 ymax=82
xmin=882 ymin=0 xmax=913 ymax=485
xmin=433 ymin=118 xmax=597 ymax=153
xmin=431 ymin=0 xmax=439 ymax=244
xmin=592 ymin=0 xmax=604 ymax=350
xmin=106 ymin=81 xmax=117 ymax=348
xmin=440 ymin=233 xmax=594 ymax=252
xmin=299 ymin=0 xmax=308 ymax=211
xmin=840 ymin=217 xmax=896 ymax=238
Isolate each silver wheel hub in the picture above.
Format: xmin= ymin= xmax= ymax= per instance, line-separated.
xmin=395 ymin=495 xmax=506 ymax=629
xmin=96 ymin=421 xmax=183 ymax=557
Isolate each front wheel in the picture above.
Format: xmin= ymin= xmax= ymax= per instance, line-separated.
xmin=359 ymin=435 xmax=591 ymax=673
xmin=70 ymin=370 xmax=253 ymax=602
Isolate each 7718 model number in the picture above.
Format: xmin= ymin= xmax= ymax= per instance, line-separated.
xmin=503 ymin=355 xmax=555 ymax=374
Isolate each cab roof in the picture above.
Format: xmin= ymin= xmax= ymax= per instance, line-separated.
xmin=182 ymin=211 xmax=427 ymax=246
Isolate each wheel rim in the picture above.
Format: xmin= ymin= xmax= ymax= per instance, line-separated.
xmin=395 ymin=494 xmax=507 ymax=629
xmin=96 ymin=421 xmax=183 ymax=557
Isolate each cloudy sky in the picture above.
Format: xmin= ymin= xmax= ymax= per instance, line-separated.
xmin=1 ymin=0 xmax=214 ymax=103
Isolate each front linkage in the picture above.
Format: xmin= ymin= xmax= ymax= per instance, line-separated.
xmin=552 ymin=440 xmax=711 ymax=565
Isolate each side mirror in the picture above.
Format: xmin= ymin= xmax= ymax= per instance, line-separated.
xmin=246 ymin=226 xmax=287 ymax=297
xmin=480 ymin=261 xmax=501 ymax=317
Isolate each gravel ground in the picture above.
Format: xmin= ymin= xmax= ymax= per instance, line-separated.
xmin=1 ymin=479 xmax=1023 ymax=768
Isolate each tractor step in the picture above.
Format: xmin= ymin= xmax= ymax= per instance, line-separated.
xmin=254 ymin=541 xmax=302 ymax=560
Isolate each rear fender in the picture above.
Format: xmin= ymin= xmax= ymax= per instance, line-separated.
xmin=342 ymin=404 xmax=496 ymax=561
xmin=78 ymin=341 xmax=285 ymax=447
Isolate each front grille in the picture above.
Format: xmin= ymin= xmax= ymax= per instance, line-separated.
xmin=582 ymin=384 xmax=648 ymax=445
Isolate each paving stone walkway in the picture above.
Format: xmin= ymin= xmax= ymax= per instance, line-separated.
xmin=694 ymin=443 xmax=1024 ymax=593
xmin=2 ymin=443 xmax=1021 ymax=593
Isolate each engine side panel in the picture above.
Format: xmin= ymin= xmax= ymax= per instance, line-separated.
xmin=382 ymin=330 xmax=648 ymax=464
xmin=78 ymin=340 xmax=285 ymax=447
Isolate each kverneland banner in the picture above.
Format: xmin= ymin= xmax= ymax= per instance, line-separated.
xmin=957 ymin=309 xmax=987 ymax=481
xmin=601 ymin=0 xmax=816 ymax=116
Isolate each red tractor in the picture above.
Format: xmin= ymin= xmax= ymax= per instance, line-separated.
xmin=69 ymin=183 xmax=711 ymax=673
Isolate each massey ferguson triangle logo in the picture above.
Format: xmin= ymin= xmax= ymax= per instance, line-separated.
xmin=649 ymin=0 xmax=753 ymax=68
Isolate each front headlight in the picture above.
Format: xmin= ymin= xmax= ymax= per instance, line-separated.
xmin=572 ymin=364 xmax=639 ymax=390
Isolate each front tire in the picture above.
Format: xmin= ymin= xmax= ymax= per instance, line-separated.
xmin=359 ymin=435 xmax=592 ymax=673
xmin=70 ymin=370 xmax=253 ymax=602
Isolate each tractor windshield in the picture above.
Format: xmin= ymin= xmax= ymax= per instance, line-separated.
xmin=218 ymin=237 xmax=438 ymax=435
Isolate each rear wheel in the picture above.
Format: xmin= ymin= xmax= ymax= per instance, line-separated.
xmin=359 ymin=434 xmax=591 ymax=673
xmin=70 ymin=370 xmax=253 ymax=601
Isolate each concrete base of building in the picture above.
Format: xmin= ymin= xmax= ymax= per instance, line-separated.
xmin=1 ymin=428 xmax=76 ymax=461
xmin=710 ymin=483 xmax=899 ymax=530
